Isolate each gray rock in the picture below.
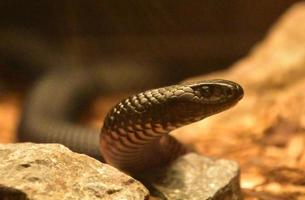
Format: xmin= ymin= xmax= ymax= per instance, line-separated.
xmin=0 ymin=143 xmax=149 ymax=200
xmin=145 ymin=153 xmax=242 ymax=200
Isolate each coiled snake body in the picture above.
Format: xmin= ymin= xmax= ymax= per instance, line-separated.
xmin=19 ymin=68 xmax=243 ymax=174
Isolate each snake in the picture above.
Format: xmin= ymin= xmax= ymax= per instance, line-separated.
xmin=18 ymin=67 xmax=243 ymax=174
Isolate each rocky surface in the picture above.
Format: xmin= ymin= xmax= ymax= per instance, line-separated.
xmin=0 ymin=143 xmax=149 ymax=200
xmin=145 ymin=153 xmax=241 ymax=200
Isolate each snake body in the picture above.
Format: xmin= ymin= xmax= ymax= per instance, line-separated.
xmin=101 ymin=79 xmax=243 ymax=173
xmin=19 ymin=67 xmax=243 ymax=174
xmin=19 ymin=68 xmax=103 ymax=159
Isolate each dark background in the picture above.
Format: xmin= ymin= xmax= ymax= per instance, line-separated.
xmin=0 ymin=0 xmax=300 ymax=90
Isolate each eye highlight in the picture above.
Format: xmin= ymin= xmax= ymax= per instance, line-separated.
xmin=200 ymin=86 xmax=212 ymax=98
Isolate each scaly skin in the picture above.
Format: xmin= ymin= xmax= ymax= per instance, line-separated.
xmin=100 ymin=79 xmax=243 ymax=173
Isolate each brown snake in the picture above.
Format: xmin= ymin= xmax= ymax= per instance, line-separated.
xmin=18 ymin=68 xmax=243 ymax=174
xmin=100 ymin=79 xmax=243 ymax=173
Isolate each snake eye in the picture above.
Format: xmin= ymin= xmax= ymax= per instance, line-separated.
xmin=200 ymin=86 xmax=212 ymax=98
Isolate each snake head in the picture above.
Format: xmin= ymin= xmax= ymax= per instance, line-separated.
xmin=189 ymin=79 xmax=243 ymax=104
xmin=162 ymin=79 xmax=244 ymax=125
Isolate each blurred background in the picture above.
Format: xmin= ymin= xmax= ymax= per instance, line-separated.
xmin=0 ymin=0 xmax=301 ymax=92
xmin=0 ymin=0 xmax=302 ymax=143
xmin=1 ymin=2 xmax=305 ymax=199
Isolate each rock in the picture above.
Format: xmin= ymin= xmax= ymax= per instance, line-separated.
xmin=0 ymin=143 xmax=149 ymax=200
xmin=145 ymin=153 xmax=241 ymax=200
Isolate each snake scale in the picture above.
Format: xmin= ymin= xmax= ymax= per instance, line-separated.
xmin=19 ymin=67 xmax=243 ymax=174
